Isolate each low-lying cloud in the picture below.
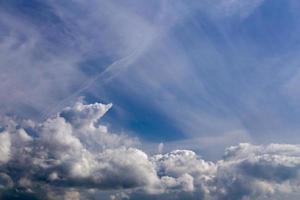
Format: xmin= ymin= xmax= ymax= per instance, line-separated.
xmin=0 ymin=101 xmax=300 ymax=200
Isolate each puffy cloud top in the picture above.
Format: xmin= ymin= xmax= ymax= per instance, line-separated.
xmin=0 ymin=101 xmax=300 ymax=200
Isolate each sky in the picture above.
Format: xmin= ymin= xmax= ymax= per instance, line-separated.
xmin=1 ymin=0 xmax=300 ymax=199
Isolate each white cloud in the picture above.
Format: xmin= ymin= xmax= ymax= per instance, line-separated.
xmin=2 ymin=1 xmax=300 ymax=199
xmin=0 ymin=101 xmax=300 ymax=199
xmin=0 ymin=132 xmax=11 ymax=164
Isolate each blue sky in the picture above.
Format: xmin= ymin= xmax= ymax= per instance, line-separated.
xmin=1 ymin=0 xmax=300 ymax=156
xmin=2 ymin=1 xmax=300 ymax=199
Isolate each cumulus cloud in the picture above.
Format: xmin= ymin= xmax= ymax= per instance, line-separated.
xmin=0 ymin=132 xmax=10 ymax=164
xmin=0 ymin=101 xmax=300 ymax=199
xmin=214 ymin=143 xmax=300 ymax=199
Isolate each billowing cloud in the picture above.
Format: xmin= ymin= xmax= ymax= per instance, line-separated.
xmin=0 ymin=101 xmax=300 ymax=199
xmin=0 ymin=132 xmax=10 ymax=164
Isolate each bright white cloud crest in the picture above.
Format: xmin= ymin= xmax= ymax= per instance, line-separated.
xmin=0 ymin=101 xmax=300 ymax=199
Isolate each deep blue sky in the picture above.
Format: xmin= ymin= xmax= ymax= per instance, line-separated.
xmin=1 ymin=0 xmax=300 ymax=157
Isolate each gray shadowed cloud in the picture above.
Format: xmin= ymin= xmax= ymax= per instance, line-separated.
xmin=0 ymin=101 xmax=300 ymax=199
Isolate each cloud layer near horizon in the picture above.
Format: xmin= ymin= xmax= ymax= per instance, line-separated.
xmin=0 ymin=101 xmax=300 ymax=200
